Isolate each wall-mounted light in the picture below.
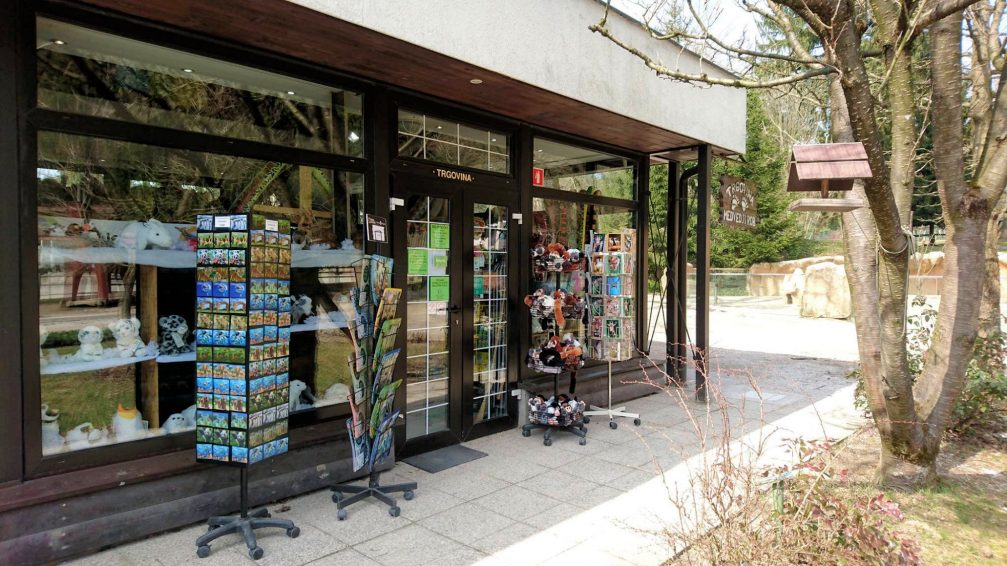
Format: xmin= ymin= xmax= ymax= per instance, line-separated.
xmin=182 ymin=68 xmax=194 ymax=73
xmin=52 ymin=39 xmax=66 ymax=45
xmin=348 ymin=132 xmax=360 ymax=143
xmin=469 ymin=79 xmax=483 ymax=85
xmin=286 ymin=90 xmax=296 ymax=95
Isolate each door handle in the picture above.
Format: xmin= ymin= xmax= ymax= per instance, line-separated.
xmin=446 ymin=305 xmax=462 ymax=314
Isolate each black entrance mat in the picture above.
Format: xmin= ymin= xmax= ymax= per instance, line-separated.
xmin=402 ymin=445 xmax=488 ymax=473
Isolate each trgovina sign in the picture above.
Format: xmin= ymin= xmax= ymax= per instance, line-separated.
xmin=720 ymin=175 xmax=757 ymax=229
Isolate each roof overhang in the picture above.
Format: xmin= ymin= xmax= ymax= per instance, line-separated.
xmin=79 ymin=0 xmax=746 ymax=156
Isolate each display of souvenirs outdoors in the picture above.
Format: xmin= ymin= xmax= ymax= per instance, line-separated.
xmin=586 ymin=229 xmax=637 ymax=361
xmin=193 ymin=214 xmax=292 ymax=465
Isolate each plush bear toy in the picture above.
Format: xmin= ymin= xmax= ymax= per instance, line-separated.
xmin=109 ymin=318 xmax=146 ymax=357
xmin=288 ymin=379 xmax=316 ymax=412
xmin=115 ymin=218 xmax=178 ymax=250
xmin=291 ymin=295 xmax=313 ymax=324
xmin=160 ymin=413 xmax=190 ymax=434
xmin=76 ymin=326 xmax=105 ymax=361
xmin=158 ymin=315 xmax=192 ymax=356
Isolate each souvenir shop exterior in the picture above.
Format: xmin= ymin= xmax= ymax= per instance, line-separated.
xmin=0 ymin=0 xmax=745 ymax=562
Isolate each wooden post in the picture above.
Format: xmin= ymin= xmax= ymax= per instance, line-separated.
xmin=695 ymin=145 xmax=712 ymax=403
xmin=139 ymin=265 xmax=160 ymax=427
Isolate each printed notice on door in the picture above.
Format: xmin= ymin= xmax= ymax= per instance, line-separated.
xmin=408 ymin=248 xmax=428 ymax=275
xmin=429 ymin=224 xmax=450 ymax=249
xmin=428 ymin=276 xmax=450 ymax=301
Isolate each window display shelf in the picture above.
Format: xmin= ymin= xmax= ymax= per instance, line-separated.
xmin=39 ymin=246 xmax=363 ymax=269
xmin=291 ymin=312 xmax=349 ymax=333
xmin=41 ymin=351 xmax=158 ymax=375
xmin=157 ymin=351 xmax=196 ymax=364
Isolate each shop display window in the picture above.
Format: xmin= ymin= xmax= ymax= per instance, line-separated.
xmin=36 ymin=132 xmax=363 ymax=456
xmin=530 ymin=198 xmax=637 ymax=366
xmin=397 ymin=109 xmax=509 ymax=173
xmin=532 ymin=138 xmax=634 ymax=199
xmin=36 ymin=18 xmax=364 ymax=157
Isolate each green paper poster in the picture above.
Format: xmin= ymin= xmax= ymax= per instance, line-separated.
xmin=429 ymin=276 xmax=450 ymax=301
xmin=474 ymin=275 xmax=484 ymax=298
xmin=408 ymin=249 xmax=428 ymax=275
xmin=429 ymin=224 xmax=450 ymax=249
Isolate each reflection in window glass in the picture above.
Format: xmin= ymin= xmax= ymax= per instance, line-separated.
xmin=36 ymin=132 xmax=363 ymax=455
xmin=532 ymin=138 xmax=635 ymax=199
xmin=530 ymin=199 xmax=636 ymax=364
xmin=36 ymin=18 xmax=364 ymax=156
xmin=397 ymin=109 xmax=509 ymax=173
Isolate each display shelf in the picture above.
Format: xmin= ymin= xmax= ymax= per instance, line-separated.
xmin=290 ymin=312 xmax=350 ymax=333
xmin=41 ymin=350 xmax=158 ymax=375
xmin=39 ymin=245 xmax=363 ymax=269
xmin=157 ymin=351 xmax=196 ymax=364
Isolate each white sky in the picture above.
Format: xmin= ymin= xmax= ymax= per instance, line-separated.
xmin=610 ymin=0 xmax=758 ymax=45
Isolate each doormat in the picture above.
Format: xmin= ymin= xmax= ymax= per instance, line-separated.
xmin=403 ymin=445 xmax=488 ymax=473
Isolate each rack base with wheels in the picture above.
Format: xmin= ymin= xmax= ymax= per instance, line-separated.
xmin=196 ymin=469 xmax=299 ymax=560
xmin=330 ymin=470 xmax=417 ymax=520
xmin=520 ymin=371 xmax=588 ymax=446
xmin=584 ymin=359 xmax=641 ymax=429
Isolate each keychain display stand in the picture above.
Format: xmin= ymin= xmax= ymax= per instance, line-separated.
xmin=192 ymin=213 xmax=299 ymax=560
xmin=329 ymin=255 xmax=416 ymax=519
xmin=584 ymin=229 xmax=642 ymax=430
xmin=523 ymin=256 xmax=588 ymax=447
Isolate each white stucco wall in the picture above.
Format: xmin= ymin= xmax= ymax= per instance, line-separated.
xmin=288 ymin=0 xmax=747 ymax=154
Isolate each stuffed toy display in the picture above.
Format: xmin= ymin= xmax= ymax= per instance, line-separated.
xmin=531 ymin=241 xmax=583 ymax=273
xmin=115 ymin=218 xmax=179 ymax=250
xmin=75 ymin=326 xmax=105 ymax=361
xmin=526 ymin=333 xmax=585 ymax=373
xmin=288 ymin=379 xmax=316 ymax=412
xmin=528 ymin=393 xmax=586 ymax=426
xmin=66 ymin=422 xmax=107 ymax=450
xmin=109 ymin=318 xmax=146 ymax=357
xmin=112 ymin=404 xmax=145 ymax=441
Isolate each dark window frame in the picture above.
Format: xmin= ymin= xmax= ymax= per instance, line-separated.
xmin=23 ymin=3 xmax=374 ymax=478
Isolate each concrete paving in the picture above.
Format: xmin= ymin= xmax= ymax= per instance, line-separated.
xmin=69 ymin=299 xmax=864 ymax=565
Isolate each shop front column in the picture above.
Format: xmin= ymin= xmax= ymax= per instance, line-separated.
xmin=694 ymin=144 xmax=712 ymax=403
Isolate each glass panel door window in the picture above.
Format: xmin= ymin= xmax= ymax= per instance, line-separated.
xmin=404 ymin=196 xmax=452 ymax=439
xmin=472 ymin=204 xmax=508 ymax=423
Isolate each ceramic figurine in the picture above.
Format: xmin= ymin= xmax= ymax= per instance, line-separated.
xmin=76 ymin=326 xmax=105 ymax=361
xmin=289 ymin=380 xmax=316 ymax=412
xmin=109 ymin=318 xmax=146 ymax=357
xmin=161 ymin=413 xmax=191 ymax=434
xmin=115 ymin=218 xmax=178 ymax=250
xmin=41 ymin=404 xmax=65 ymax=452
xmin=112 ymin=404 xmax=145 ymax=441
xmin=158 ymin=315 xmax=192 ymax=355
xmin=66 ymin=422 xmax=106 ymax=450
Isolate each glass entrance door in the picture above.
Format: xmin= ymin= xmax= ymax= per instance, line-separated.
xmin=393 ymin=178 xmax=517 ymax=453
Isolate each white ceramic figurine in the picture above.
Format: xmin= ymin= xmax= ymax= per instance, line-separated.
xmin=109 ymin=318 xmax=146 ymax=357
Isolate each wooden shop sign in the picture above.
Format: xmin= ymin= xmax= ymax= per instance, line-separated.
xmin=720 ymin=175 xmax=757 ymax=229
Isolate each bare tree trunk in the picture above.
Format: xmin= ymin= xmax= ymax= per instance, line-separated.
xmin=914 ymin=12 xmax=992 ymax=477
xmin=978 ymin=196 xmax=1005 ymax=337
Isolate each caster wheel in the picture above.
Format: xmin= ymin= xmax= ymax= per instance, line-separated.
xmin=583 ymin=416 xmax=591 ymax=424
xmin=404 ymin=490 xmax=415 ymax=501
xmin=544 ymin=438 xmax=553 ymax=447
xmin=249 ymin=547 xmax=264 ymax=560
xmin=389 ymin=506 xmax=401 ymax=517
xmin=609 ymin=421 xmax=618 ymax=430
xmin=331 ymin=493 xmax=342 ymax=504
xmin=579 ymin=438 xmax=587 ymax=446
xmin=522 ymin=429 xmax=531 ymax=437
xmin=337 ymin=509 xmax=348 ymax=521
xmin=634 ymin=418 xmax=642 ymax=426
xmin=286 ymin=527 xmax=300 ymax=539
xmin=196 ymin=545 xmax=211 ymax=558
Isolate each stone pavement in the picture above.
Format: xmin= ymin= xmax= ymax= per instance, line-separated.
xmin=68 ymin=348 xmax=861 ymax=566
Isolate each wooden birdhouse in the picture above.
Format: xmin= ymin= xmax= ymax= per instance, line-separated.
xmin=787 ymin=143 xmax=871 ymax=212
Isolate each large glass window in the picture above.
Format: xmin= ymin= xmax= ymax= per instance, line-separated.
xmin=532 ymin=138 xmax=634 ymax=199
xmin=36 ymin=131 xmax=363 ymax=456
xmin=397 ymin=110 xmax=509 ymax=173
xmin=530 ymin=199 xmax=637 ymax=360
xmin=37 ymin=18 xmax=364 ymax=156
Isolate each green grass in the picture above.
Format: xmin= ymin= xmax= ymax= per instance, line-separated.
xmin=42 ymin=368 xmax=135 ymax=435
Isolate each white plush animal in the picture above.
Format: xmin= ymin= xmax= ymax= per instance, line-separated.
xmin=324 ymin=382 xmax=350 ymax=402
xmin=110 ymin=318 xmax=145 ymax=357
xmin=115 ymin=218 xmax=177 ymax=250
xmin=76 ymin=326 xmax=105 ymax=361
xmin=291 ymin=295 xmax=312 ymax=323
xmin=161 ymin=413 xmax=191 ymax=434
xmin=41 ymin=404 xmax=65 ymax=452
xmin=181 ymin=404 xmax=197 ymax=428
xmin=289 ymin=379 xmax=316 ymax=412
xmin=39 ymin=328 xmax=49 ymax=366
xmin=112 ymin=404 xmax=145 ymax=441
